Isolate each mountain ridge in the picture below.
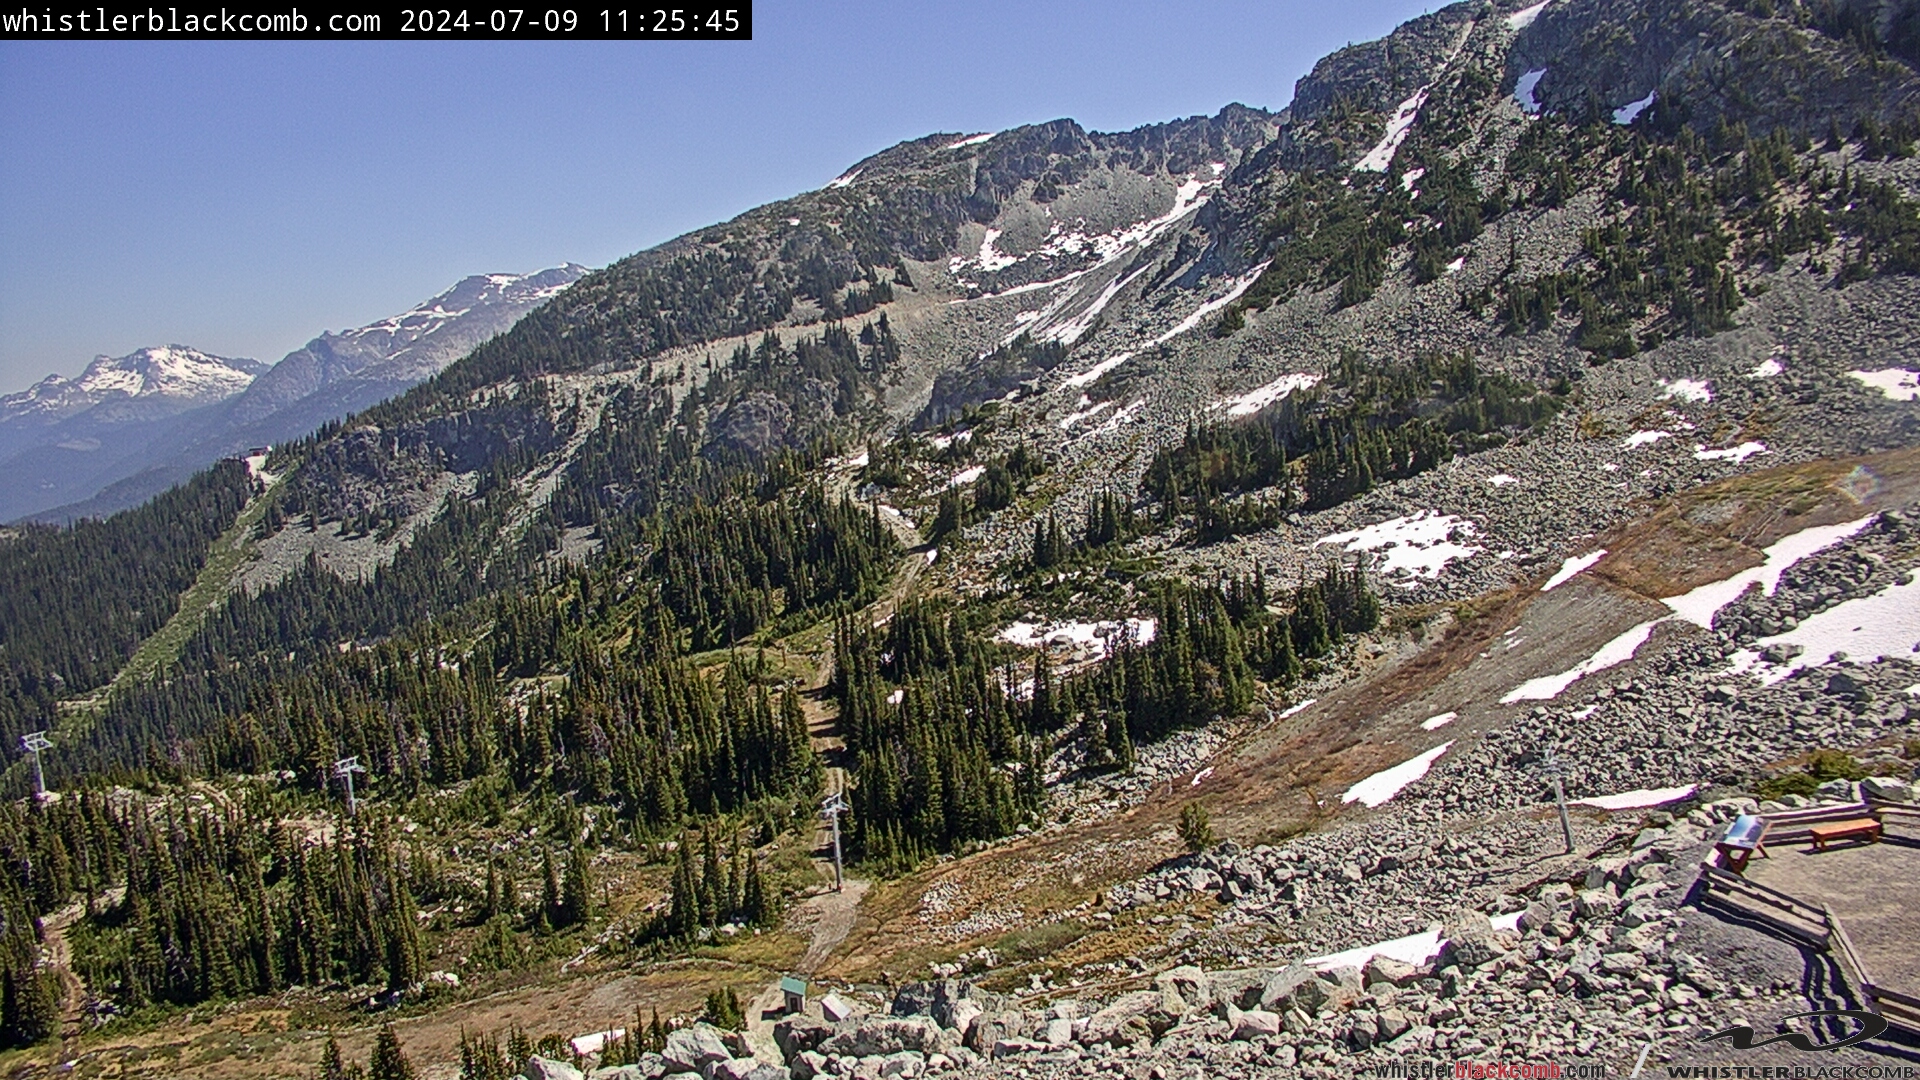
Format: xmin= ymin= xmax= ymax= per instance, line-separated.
xmin=0 ymin=263 xmax=587 ymax=523
xmin=2 ymin=0 xmax=1920 ymax=1074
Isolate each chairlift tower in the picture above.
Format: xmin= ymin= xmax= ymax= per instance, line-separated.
xmin=20 ymin=731 xmax=51 ymax=799
xmin=1537 ymin=748 xmax=1575 ymax=855
xmin=333 ymin=755 xmax=367 ymax=816
xmin=821 ymin=788 xmax=849 ymax=893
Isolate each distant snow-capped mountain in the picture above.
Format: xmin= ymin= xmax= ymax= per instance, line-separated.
xmin=0 ymin=265 xmax=587 ymax=523
xmin=0 ymin=346 xmax=267 ymax=428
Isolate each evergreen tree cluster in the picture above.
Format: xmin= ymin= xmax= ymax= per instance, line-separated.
xmin=1142 ymin=351 xmax=1561 ymax=532
xmin=0 ymin=460 xmax=253 ymax=744
xmin=658 ymin=828 xmax=777 ymax=940
xmin=831 ymin=610 xmax=1045 ymax=872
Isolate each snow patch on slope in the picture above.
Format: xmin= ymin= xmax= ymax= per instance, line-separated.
xmin=1507 ymin=1 xmax=1552 ymax=29
xmin=1724 ymin=575 xmax=1920 ymax=685
xmin=1613 ymin=90 xmax=1656 ymax=126
xmin=1355 ymin=87 xmax=1431 ymax=173
xmin=1342 ymin=742 xmax=1453 ymax=807
xmin=1214 ymin=373 xmax=1321 ymax=416
xmin=1542 ymin=550 xmax=1606 ymax=592
xmin=1850 ymin=368 xmax=1920 ymax=401
xmin=1513 ymin=69 xmax=1548 ymax=113
xmin=1315 ymin=512 xmax=1481 ymax=584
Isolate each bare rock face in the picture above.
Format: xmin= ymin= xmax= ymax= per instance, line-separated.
xmin=660 ymin=1024 xmax=734 ymax=1074
xmin=523 ymin=1056 xmax=585 ymax=1080
xmin=706 ymin=391 xmax=795 ymax=459
xmin=817 ymin=1016 xmax=951 ymax=1058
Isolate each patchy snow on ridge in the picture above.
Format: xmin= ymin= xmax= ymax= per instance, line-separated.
xmin=947 ymin=465 xmax=986 ymax=487
xmin=1151 ymin=261 xmax=1271 ymax=345
xmin=1315 ymin=512 xmax=1481 ymax=584
xmin=1573 ymin=784 xmax=1697 ymax=811
xmin=1420 ymin=711 xmax=1458 ymax=731
xmin=1542 ymin=549 xmax=1606 ymax=591
xmin=1694 ymin=442 xmax=1769 ymax=463
xmin=1507 ymin=0 xmax=1552 ymax=29
xmin=1623 ymin=430 xmax=1672 ymax=448
xmin=1502 ymin=620 xmax=1662 ymax=703
xmin=1849 ymin=368 xmax=1920 ymax=401
xmin=1725 ymin=575 xmax=1920 ymax=685
xmin=1513 ymin=69 xmax=1548 ymax=113
xmin=1063 ymin=351 xmax=1134 ymax=389
xmin=1501 ymin=517 xmax=1879 ymax=702
xmin=1058 ymin=398 xmax=1114 ymax=430
xmin=1342 ymin=742 xmax=1453 ymax=807
xmin=1612 ymin=90 xmax=1656 ymax=126
xmin=826 ymin=168 xmax=861 ymax=189
xmin=1751 ymin=357 xmax=1785 ymax=378
xmin=1214 ymin=372 xmax=1321 ymax=416
xmin=996 ymin=618 xmax=1158 ymax=658
xmin=1662 ymin=516 xmax=1876 ymax=627
xmin=1085 ymin=398 xmax=1147 ymax=437
xmin=1355 ymin=87 xmax=1431 ymax=172
xmin=1043 ymin=265 xmax=1154 ymax=345
xmin=974 ymin=228 xmax=1018 ymax=272
xmin=943 ymin=132 xmax=995 ymax=149
xmin=1661 ymin=378 xmax=1713 ymax=403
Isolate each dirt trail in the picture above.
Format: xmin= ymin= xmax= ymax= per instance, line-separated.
xmin=40 ymin=895 xmax=93 ymax=1052
xmin=742 ymin=523 xmax=902 ymax=1065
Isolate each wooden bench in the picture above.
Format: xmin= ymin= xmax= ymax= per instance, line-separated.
xmin=1809 ymin=818 xmax=1882 ymax=852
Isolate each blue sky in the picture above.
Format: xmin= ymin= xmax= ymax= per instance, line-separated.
xmin=0 ymin=1 xmax=1443 ymax=393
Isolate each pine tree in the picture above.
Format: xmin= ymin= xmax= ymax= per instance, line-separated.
xmin=560 ymin=844 xmax=593 ymax=928
xmin=369 ymin=1023 xmax=415 ymax=1080
xmin=320 ymin=1032 xmax=350 ymax=1080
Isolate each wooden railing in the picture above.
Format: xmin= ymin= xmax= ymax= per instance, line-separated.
xmin=1698 ymin=863 xmax=1827 ymax=946
xmin=1824 ymin=904 xmax=1920 ymax=1034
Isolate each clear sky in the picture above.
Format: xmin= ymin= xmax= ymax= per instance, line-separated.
xmin=0 ymin=1 xmax=1444 ymax=394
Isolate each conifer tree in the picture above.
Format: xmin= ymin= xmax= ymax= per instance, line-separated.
xmin=369 ymin=1023 xmax=415 ymax=1080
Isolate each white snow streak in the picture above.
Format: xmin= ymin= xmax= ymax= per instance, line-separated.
xmin=1487 ymin=474 xmax=1519 ymax=487
xmin=1151 ymin=261 xmax=1271 ymax=345
xmin=1062 ymin=351 xmax=1134 ymax=389
xmin=1724 ymin=575 xmax=1920 ymax=684
xmin=1278 ymin=698 xmax=1317 ymax=719
xmin=1501 ymin=516 xmax=1878 ymax=702
xmin=1215 ymin=373 xmax=1321 ymax=417
xmin=1693 ymin=442 xmax=1770 ymax=463
xmin=943 ymin=132 xmax=995 ymax=149
xmin=1662 ymin=516 xmax=1875 ymax=627
xmin=1573 ymin=784 xmax=1697 ymax=811
xmin=1507 ymin=0 xmax=1552 ymax=29
xmin=1623 ymin=430 xmax=1672 ymax=448
xmin=1542 ymin=550 xmax=1607 ymax=592
xmin=947 ymin=465 xmax=986 ymax=487
xmin=826 ymin=168 xmax=861 ymax=189
xmin=1355 ymin=87 xmax=1432 ymax=173
xmin=1750 ymin=357 xmax=1784 ymax=378
xmin=1420 ymin=712 xmax=1458 ymax=731
xmin=1502 ymin=620 xmax=1662 ymax=703
xmin=1342 ymin=742 xmax=1454 ymax=807
xmin=1612 ymin=90 xmax=1656 ymax=126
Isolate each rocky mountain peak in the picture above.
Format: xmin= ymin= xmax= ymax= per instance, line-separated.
xmin=0 ymin=345 xmax=265 ymax=425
